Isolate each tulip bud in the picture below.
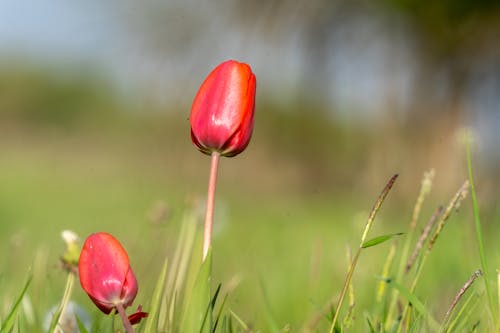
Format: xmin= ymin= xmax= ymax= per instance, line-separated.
xmin=190 ymin=60 xmax=256 ymax=157
xmin=78 ymin=232 xmax=138 ymax=315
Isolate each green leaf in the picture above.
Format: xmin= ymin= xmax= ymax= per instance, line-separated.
xmin=180 ymin=249 xmax=212 ymax=333
xmin=0 ymin=274 xmax=32 ymax=333
xmin=212 ymin=292 xmax=228 ymax=333
xmin=382 ymin=277 xmax=440 ymax=330
xmin=143 ymin=258 xmax=168 ymax=333
xmin=362 ymin=233 xmax=404 ymax=248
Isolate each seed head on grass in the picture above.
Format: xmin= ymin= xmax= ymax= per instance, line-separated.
xmin=427 ymin=180 xmax=469 ymax=253
xmin=443 ymin=269 xmax=483 ymax=325
xmin=405 ymin=205 xmax=443 ymax=274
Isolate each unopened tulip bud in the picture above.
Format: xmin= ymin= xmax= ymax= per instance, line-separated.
xmin=78 ymin=232 xmax=138 ymax=315
xmin=190 ymin=60 xmax=256 ymax=157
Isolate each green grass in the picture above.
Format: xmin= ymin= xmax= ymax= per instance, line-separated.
xmin=0 ymin=118 xmax=498 ymax=332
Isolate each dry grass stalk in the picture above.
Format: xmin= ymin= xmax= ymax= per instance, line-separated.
xmin=405 ymin=205 xmax=443 ymax=274
xmin=443 ymin=270 xmax=483 ymax=324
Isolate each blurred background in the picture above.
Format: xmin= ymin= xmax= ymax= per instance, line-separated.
xmin=0 ymin=0 xmax=499 ymax=330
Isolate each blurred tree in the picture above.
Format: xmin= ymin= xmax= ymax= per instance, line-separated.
xmin=0 ymin=65 xmax=119 ymax=128
xmin=381 ymin=0 xmax=500 ymax=125
xmin=113 ymin=0 xmax=499 ymax=122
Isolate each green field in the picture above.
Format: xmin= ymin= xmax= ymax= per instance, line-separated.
xmin=0 ymin=106 xmax=498 ymax=332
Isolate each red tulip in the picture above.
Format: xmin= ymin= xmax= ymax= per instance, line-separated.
xmin=190 ymin=60 xmax=256 ymax=157
xmin=78 ymin=232 xmax=138 ymax=315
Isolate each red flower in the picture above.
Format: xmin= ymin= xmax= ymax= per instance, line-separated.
xmin=78 ymin=232 xmax=138 ymax=315
xmin=190 ymin=60 xmax=256 ymax=157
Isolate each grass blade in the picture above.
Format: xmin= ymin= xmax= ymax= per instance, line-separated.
xmin=200 ymin=283 xmax=221 ymax=333
xmin=383 ymin=277 xmax=440 ymax=330
xmin=75 ymin=314 xmax=89 ymax=333
xmin=180 ymin=248 xmax=212 ymax=333
xmin=47 ymin=272 xmax=75 ymax=333
xmin=212 ymin=292 xmax=228 ymax=333
xmin=362 ymin=233 xmax=403 ymax=249
xmin=143 ymin=258 xmax=168 ymax=333
xmin=1 ymin=274 xmax=32 ymax=333
xmin=465 ymin=133 xmax=497 ymax=325
xmin=229 ymin=310 xmax=250 ymax=331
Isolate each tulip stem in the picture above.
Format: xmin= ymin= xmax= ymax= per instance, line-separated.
xmin=202 ymin=152 xmax=220 ymax=261
xmin=116 ymin=303 xmax=134 ymax=333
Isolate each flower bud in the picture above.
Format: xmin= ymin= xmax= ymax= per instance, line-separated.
xmin=78 ymin=232 xmax=138 ymax=314
xmin=190 ymin=60 xmax=256 ymax=157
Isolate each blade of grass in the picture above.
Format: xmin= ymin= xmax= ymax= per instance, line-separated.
xmin=180 ymin=248 xmax=212 ymax=333
xmin=143 ymin=258 xmax=168 ymax=333
xmin=212 ymin=293 xmax=229 ymax=333
xmin=200 ymin=283 xmax=221 ymax=333
xmin=465 ymin=133 xmax=497 ymax=326
xmin=75 ymin=315 xmax=89 ymax=333
xmin=47 ymin=271 xmax=75 ymax=333
xmin=362 ymin=233 xmax=403 ymax=249
xmin=382 ymin=277 xmax=440 ymax=331
xmin=158 ymin=209 xmax=198 ymax=331
xmin=1 ymin=273 xmax=32 ymax=333
xmin=229 ymin=310 xmax=250 ymax=332
xmin=365 ymin=315 xmax=376 ymax=333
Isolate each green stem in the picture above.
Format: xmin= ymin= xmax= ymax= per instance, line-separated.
xmin=202 ymin=152 xmax=220 ymax=262
xmin=329 ymin=246 xmax=362 ymax=333
xmin=49 ymin=272 xmax=75 ymax=333
xmin=466 ymin=137 xmax=497 ymax=325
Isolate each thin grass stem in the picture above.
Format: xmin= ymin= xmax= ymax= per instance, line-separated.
xmin=56 ymin=272 xmax=75 ymax=332
xmin=405 ymin=205 xmax=443 ymax=274
xmin=442 ymin=270 xmax=482 ymax=327
xmin=466 ymin=137 xmax=497 ymax=325
xmin=444 ymin=287 xmax=478 ymax=333
xmin=377 ymin=240 xmax=397 ymax=303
